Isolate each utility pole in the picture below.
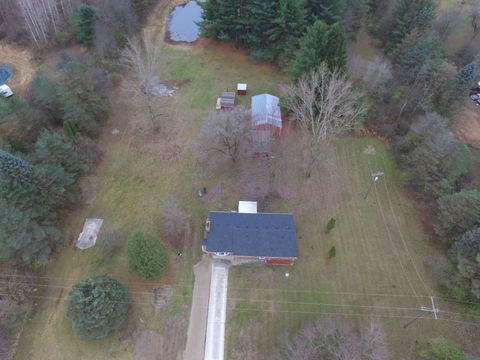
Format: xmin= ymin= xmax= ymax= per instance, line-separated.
xmin=363 ymin=171 xmax=384 ymax=200
xmin=404 ymin=296 xmax=439 ymax=329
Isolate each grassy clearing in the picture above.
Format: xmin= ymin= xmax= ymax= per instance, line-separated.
xmin=225 ymin=137 xmax=480 ymax=359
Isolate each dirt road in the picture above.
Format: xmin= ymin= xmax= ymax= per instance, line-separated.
xmin=0 ymin=42 xmax=34 ymax=93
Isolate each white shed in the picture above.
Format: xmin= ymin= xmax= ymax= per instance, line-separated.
xmin=76 ymin=218 xmax=104 ymax=250
xmin=238 ymin=201 xmax=258 ymax=214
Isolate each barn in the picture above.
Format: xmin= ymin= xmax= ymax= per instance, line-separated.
xmin=202 ymin=202 xmax=297 ymax=266
xmin=251 ymin=93 xmax=282 ymax=134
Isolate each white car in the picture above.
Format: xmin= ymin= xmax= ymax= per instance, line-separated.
xmin=0 ymin=84 xmax=13 ymax=98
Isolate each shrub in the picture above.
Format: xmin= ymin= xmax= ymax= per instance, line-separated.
xmin=326 ymin=218 xmax=336 ymax=233
xmin=415 ymin=337 xmax=464 ymax=360
xmin=67 ymin=275 xmax=129 ymax=339
xmin=328 ymin=246 xmax=336 ymax=259
xmin=127 ymin=232 xmax=168 ymax=280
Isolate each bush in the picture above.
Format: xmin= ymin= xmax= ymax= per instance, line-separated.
xmin=67 ymin=275 xmax=129 ymax=339
xmin=415 ymin=337 xmax=464 ymax=360
xmin=326 ymin=218 xmax=336 ymax=233
xmin=127 ymin=232 xmax=168 ymax=280
xmin=328 ymin=246 xmax=336 ymax=259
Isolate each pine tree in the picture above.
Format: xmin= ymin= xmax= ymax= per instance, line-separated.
xmin=67 ymin=276 xmax=129 ymax=339
xmin=304 ymin=0 xmax=345 ymax=25
xmin=387 ymin=0 xmax=434 ymax=51
xmin=456 ymin=62 xmax=477 ymax=92
xmin=268 ymin=0 xmax=306 ymax=62
xmin=73 ymin=4 xmax=96 ymax=47
xmin=0 ymin=149 xmax=33 ymax=185
xmin=289 ymin=19 xmax=347 ymax=79
xmin=127 ymin=232 xmax=168 ymax=280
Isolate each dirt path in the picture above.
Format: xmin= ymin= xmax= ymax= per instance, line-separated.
xmin=184 ymin=255 xmax=212 ymax=360
xmin=0 ymin=42 xmax=34 ymax=93
xmin=454 ymin=102 xmax=480 ymax=148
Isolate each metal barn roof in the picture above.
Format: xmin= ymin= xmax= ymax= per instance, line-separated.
xmin=251 ymin=94 xmax=282 ymax=128
xmin=205 ymin=211 xmax=297 ymax=258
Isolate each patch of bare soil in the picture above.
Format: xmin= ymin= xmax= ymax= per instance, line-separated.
xmin=0 ymin=42 xmax=34 ymax=93
xmin=154 ymin=285 xmax=173 ymax=311
xmin=363 ymin=144 xmax=376 ymax=155
xmin=135 ymin=329 xmax=163 ymax=360
xmin=453 ymin=103 xmax=480 ymax=148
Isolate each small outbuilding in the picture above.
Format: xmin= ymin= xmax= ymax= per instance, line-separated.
xmin=76 ymin=218 xmax=104 ymax=250
xmin=0 ymin=84 xmax=13 ymax=98
xmin=251 ymin=94 xmax=282 ymax=134
xmin=220 ymin=91 xmax=236 ymax=110
xmin=202 ymin=202 xmax=297 ymax=266
xmin=237 ymin=83 xmax=247 ymax=96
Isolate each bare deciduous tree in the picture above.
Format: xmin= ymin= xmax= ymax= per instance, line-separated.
xmin=15 ymin=0 xmax=73 ymax=46
xmin=282 ymin=64 xmax=367 ymax=177
xmin=121 ymin=34 xmax=163 ymax=131
xmin=363 ymin=56 xmax=393 ymax=88
xmin=278 ymin=318 xmax=389 ymax=360
xmin=162 ymin=197 xmax=189 ymax=249
xmin=197 ymin=107 xmax=251 ymax=162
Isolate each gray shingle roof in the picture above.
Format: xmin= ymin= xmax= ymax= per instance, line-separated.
xmin=205 ymin=211 xmax=297 ymax=258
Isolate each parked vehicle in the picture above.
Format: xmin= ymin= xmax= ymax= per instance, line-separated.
xmin=0 ymin=84 xmax=13 ymax=98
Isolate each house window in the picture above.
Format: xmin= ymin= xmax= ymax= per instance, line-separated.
xmin=215 ymin=252 xmax=229 ymax=256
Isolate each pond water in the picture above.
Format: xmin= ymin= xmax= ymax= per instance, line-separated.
xmin=167 ymin=1 xmax=203 ymax=43
xmin=0 ymin=65 xmax=12 ymax=84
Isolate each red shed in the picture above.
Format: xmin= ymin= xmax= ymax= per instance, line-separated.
xmin=237 ymin=83 xmax=247 ymax=96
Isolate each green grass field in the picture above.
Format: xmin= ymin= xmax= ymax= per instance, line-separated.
xmin=225 ymin=138 xmax=480 ymax=359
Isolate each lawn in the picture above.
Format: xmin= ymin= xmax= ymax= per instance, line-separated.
xmin=13 ymin=28 xmax=284 ymax=360
xmin=225 ymin=137 xmax=480 ymax=359
xmin=12 ymin=2 xmax=480 ymax=359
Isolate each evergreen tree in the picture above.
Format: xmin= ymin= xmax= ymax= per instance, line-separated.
xmin=73 ymin=5 xmax=96 ymax=48
xmin=267 ymin=0 xmax=306 ymax=62
xmin=127 ymin=232 xmax=168 ymax=280
xmin=436 ymin=190 xmax=480 ymax=240
xmin=456 ymin=62 xmax=477 ymax=93
xmin=34 ymin=129 xmax=89 ymax=175
xmin=386 ymin=0 xmax=434 ymax=51
xmin=450 ymin=226 xmax=480 ymax=298
xmin=304 ymin=0 xmax=345 ymax=24
xmin=289 ymin=19 xmax=347 ymax=79
xmin=67 ymin=276 xmax=129 ymax=339
xmin=0 ymin=149 xmax=33 ymax=185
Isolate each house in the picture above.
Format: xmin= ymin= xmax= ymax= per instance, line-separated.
xmin=202 ymin=202 xmax=297 ymax=265
xmin=237 ymin=83 xmax=247 ymax=96
xmin=251 ymin=93 xmax=282 ymax=134
xmin=220 ymin=91 xmax=236 ymax=110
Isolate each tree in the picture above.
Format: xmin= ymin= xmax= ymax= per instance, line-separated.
xmin=289 ymin=20 xmax=347 ymax=79
xmin=436 ymin=190 xmax=480 ymax=240
xmin=198 ymin=106 xmax=251 ymax=162
xmin=67 ymin=275 xmax=129 ymax=339
xmin=73 ymin=4 xmax=96 ymax=47
xmin=450 ymin=226 xmax=480 ymax=299
xmin=278 ymin=318 xmax=389 ymax=360
xmin=127 ymin=232 xmax=168 ymax=280
xmin=267 ymin=0 xmax=306 ymax=63
xmin=34 ymin=129 xmax=89 ymax=175
xmin=385 ymin=0 xmax=434 ymax=51
xmin=304 ymin=0 xmax=345 ymax=24
xmin=456 ymin=62 xmax=477 ymax=94
xmin=162 ymin=197 xmax=189 ymax=249
xmin=282 ymin=65 xmax=366 ymax=177
xmin=121 ymin=35 xmax=162 ymax=131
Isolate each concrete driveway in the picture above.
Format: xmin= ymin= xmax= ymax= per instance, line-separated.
xmin=204 ymin=260 xmax=230 ymax=360
xmin=184 ymin=256 xmax=212 ymax=360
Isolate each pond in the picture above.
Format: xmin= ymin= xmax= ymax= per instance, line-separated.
xmin=0 ymin=65 xmax=12 ymax=84
xmin=167 ymin=1 xmax=203 ymax=43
